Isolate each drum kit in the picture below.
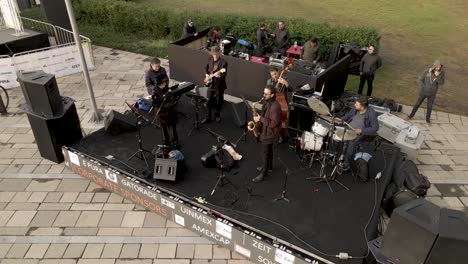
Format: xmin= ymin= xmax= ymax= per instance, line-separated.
xmin=298 ymin=97 xmax=358 ymax=192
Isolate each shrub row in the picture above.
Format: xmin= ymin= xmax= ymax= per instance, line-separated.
xmin=73 ymin=0 xmax=380 ymax=59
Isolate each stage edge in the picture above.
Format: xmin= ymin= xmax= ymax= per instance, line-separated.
xmin=62 ymin=146 xmax=335 ymax=264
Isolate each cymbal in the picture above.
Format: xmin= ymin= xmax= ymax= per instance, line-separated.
xmin=307 ymin=97 xmax=330 ymax=116
xmin=319 ymin=115 xmax=342 ymax=124
xmin=333 ymin=127 xmax=357 ymax=141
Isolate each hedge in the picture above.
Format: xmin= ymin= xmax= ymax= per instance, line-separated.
xmin=73 ymin=0 xmax=380 ymax=59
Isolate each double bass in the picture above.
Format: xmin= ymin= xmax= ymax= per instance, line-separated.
xmin=275 ymin=59 xmax=293 ymax=135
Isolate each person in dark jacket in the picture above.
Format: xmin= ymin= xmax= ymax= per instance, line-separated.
xmin=301 ymin=37 xmax=322 ymax=65
xmin=358 ymin=45 xmax=382 ymax=96
xmin=145 ymin=58 xmax=169 ymax=95
xmin=271 ymin=21 xmax=289 ymax=56
xmin=152 ymin=78 xmax=178 ymax=147
xmin=408 ymin=60 xmax=445 ymax=126
xmin=181 ymin=19 xmax=198 ymax=39
xmin=256 ymin=23 xmax=269 ymax=56
xmin=340 ymin=96 xmax=379 ymax=163
xmin=252 ymin=85 xmax=282 ymax=183
xmin=202 ymin=46 xmax=228 ymax=123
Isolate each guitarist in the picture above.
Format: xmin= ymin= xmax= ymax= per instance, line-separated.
xmin=202 ymin=46 xmax=228 ymax=123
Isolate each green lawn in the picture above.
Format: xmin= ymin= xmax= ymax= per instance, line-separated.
xmin=134 ymin=0 xmax=468 ymax=114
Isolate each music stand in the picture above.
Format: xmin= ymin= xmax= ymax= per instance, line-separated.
xmin=275 ymin=157 xmax=291 ymax=203
xmin=125 ymin=102 xmax=152 ymax=168
xmin=186 ymin=91 xmax=208 ymax=136
xmin=235 ymin=96 xmax=253 ymax=144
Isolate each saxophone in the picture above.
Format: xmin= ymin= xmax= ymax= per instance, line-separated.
xmin=247 ymin=98 xmax=264 ymax=138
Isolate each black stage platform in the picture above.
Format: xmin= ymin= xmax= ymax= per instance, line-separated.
xmin=71 ymin=96 xmax=399 ymax=263
xmin=0 ymin=28 xmax=50 ymax=55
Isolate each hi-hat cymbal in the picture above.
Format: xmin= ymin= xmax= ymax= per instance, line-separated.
xmin=307 ymin=97 xmax=330 ymax=116
xmin=333 ymin=127 xmax=358 ymax=141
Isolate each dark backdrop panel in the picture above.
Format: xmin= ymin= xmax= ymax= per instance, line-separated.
xmin=317 ymin=55 xmax=351 ymax=102
xmin=41 ymin=0 xmax=72 ymax=30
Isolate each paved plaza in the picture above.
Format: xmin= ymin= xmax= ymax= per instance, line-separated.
xmin=0 ymin=46 xmax=467 ymax=263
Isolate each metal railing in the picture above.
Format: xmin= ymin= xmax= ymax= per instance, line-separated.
xmin=20 ymin=16 xmax=91 ymax=45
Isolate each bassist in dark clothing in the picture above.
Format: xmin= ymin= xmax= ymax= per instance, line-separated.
xmin=202 ymin=46 xmax=228 ymax=123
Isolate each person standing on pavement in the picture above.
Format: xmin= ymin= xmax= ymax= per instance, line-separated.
xmin=358 ymin=45 xmax=382 ymax=96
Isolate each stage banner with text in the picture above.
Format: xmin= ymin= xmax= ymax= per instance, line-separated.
xmin=62 ymin=147 xmax=332 ymax=264
xmin=0 ymin=43 xmax=95 ymax=88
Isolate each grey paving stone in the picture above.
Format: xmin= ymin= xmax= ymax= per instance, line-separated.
xmin=213 ymin=245 xmax=231 ymax=259
xmin=116 ymin=260 xmax=152 ymax=264
xmin=166 ymin=228 xmax=199 ymax=237
xmin=6 ymin=211 xmax=36 ymax=226
xmin=63 ymin=243 xmax=86 ymax=258
xmin=44 ymin=244 xmax=68 ymax=259
xmin=76 ymin=211 xmax=103 ymax=227
xmin=30 ymin=211 xmax=60 ymax=227
xmin=157 ymin=244 xmax=177 ymax=258
xmin=107 ymin=193 xmax=123 ymax=203
xmin=27 ymin=227 xmax=63 ymax=236
xmin=101 ymin=243 xmax=122 ymax=258
xmin=60 ymin=192 xmax=79 ymax=203
xmin=192 ymin=260 xmax=227 ymax=264
xmin=194 ymin=244 xmax=213 ymax=259
xmin=76 ymin=193 xmax=94 ymax=203
xmin=5 ymin=202 xmax=39 ymax=211
xmin=99 ymin=211 xmax=124 ymax=227
xmin=28 ymin=192 xmax=48 ymax=203
xmin=97 ymin=228 xmax=133 ymax=236
xmin=77 ymin=259 xmax=115 ymax=264
xmin=1 ymin=260 xmax=39 ymax=264
xmin=121 ymin=212 xmax=146 ymax=227
xmin=0 ymin=179 xmax=31 ymax=191
xmin=0 ymin=192 xmax=15 ymax=202
xmin=25 ymin=179 xmax=61 ymax=192
xmin=53 ymin=211 xmax=81 ymax=227
xmin=0 ymin=211 xmax=14 ymax=226
xmin=227 ymin=261 xmax=251 ymax=264
xmin=24 ymin=243 xmax=50 ymax=259
xmin=91 ymin=193 xmax=110 ymax=203
xmin=6 ymin=243 xmax=31 ymax=258
xmin=153 ymin=260 xmax=190 ymax=264
xmin=435 ymin=184 xmax=468 ymax=196
xmin=71 ymin=203 xmax=104 ymax=211
xmin=43 ymin=192 xmax=63 ymax=203
xmin=176 ymin=244 xmax=194 ymax=259
xmin=56 ymin=179 xmax=90 ymax=192
xmin=460 ymin=197 xmax=468 ymax=207
xmin=0 ymin=202 xmax=7 ymax=210
xmin=3 ymin=164 xmax=22 ymax=173
xmin=33 ymin=165 xmax=52 ymax=174
xmin=38 ymin=203 xmax=71 ymax=211
xmin=119 ymin=243 xmax=140 ymax=258
xmin=0 ymin=243 xmax=12 ymax=258
xmin=132 ymin=228 xmax=166 ymax=237
xmin=143 ymin=212 xmax=166 ymax=228
xmin=102 ymin=204 xmax=134 ymax=211
xmin=442 ymin=197 xmax=465 ymax=209
xmin=38 ymin=260 xmax=77 ymax=264
xmin=138 ymin=244 xmax=158 ymax=258
xmin=20 ymin=164 xmax=38 ymax=173
xmin=0 ymin=227 xmax=29 ymax=235
xmin=427 ymin=197 xmax=449 ymax=208
xmin=82 ymin=243 xmax=104 ymax=258
xmin=63 ymin=227 xmax=99 ymax=236
xmin=11 ymin=192 xmax=32 ymax=202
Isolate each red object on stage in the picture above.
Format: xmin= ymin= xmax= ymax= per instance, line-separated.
xmin=286 ymin=45 xmax=302 ymax=58
xmin=250 ymin=56 xmax=269 ymax=65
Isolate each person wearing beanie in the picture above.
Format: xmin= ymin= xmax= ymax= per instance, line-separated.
xmin=358 ymin=45 xmax=382 ymax=96
xmin=202 ymin=46 xmax=228 ymax=123
xmin=340 ymin=96 xmax=379 ymax=163
xmin=181 ymin=19 xmax=198 ymax=39
xmin=408 ymin=60 xmax=445 ymax=126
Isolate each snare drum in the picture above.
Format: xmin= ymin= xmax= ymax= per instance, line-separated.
xmin=301 ymin=131 xmax=324 ymax=151
xmin=312 ymin=119 xmax=331 ymax=137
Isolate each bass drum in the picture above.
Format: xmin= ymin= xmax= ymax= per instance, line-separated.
xmin=301 ymin=131 xmax=324 ymax=151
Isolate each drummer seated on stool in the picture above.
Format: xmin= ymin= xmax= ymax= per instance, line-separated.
xmin=339 ymin=96 xmax=379 ymax=164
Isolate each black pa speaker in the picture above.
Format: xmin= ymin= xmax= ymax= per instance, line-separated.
xmin=153 ymin=158 xmax=181 ymax=181
xmin=26 ymin=97 xmax=82 ymax=163
xmin=230 ymin=102 xmax=252 ymax=128
xmin=381 ymin=198 xmax=440 ymax=264
xmin=288 ymin=102 xmax=314 ymax=137
xmin=425 ymin=208 xmax=468 ymax=264
xmin=41 ymin=0 xmax=72 ymax=31
xmin=18 ymin=70 xmax=63 ymax=118
xmin=104 ymin=111 xmax=136 ymax=135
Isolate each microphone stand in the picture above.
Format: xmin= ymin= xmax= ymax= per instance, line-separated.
xmin=125 ymin=102 xmax=152 ymax=168
xmin=274 ymin=157 xmax=291 ymax=203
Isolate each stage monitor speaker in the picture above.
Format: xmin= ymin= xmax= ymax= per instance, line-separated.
xmin=381 ymin=198 xmax=440 ymax=264
xmin=153 ymin=158 xmax=181 ymax=181
xmin=230 ymin=102 xmax=252 ymax=128
xmin=41 ymin=0 xmax=72 ymax=31
xmin=26 ymin=97 xmax=83 ymax=163
xmin=196 ymin=86 xmax=209 ymax=99
xmin=425 ymin=208 xmax=468 ymax=264
xmin=105 ymin=111 xmax=136 ymax=136
xmin=18 ymin=70 xmax=62 ymax=118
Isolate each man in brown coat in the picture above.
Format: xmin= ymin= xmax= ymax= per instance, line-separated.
xmin=252 ymin=85 xmax=282 ymax=182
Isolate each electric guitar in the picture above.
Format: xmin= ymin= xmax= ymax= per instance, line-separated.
xmin=204 ymin=68 xmax=226 ymax=85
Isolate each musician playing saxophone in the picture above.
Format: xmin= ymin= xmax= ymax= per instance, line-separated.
xmin=252 ymin=85 xmax=282 ymax=183
xmin=202 ymin=46 xmax=228 ymax=123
